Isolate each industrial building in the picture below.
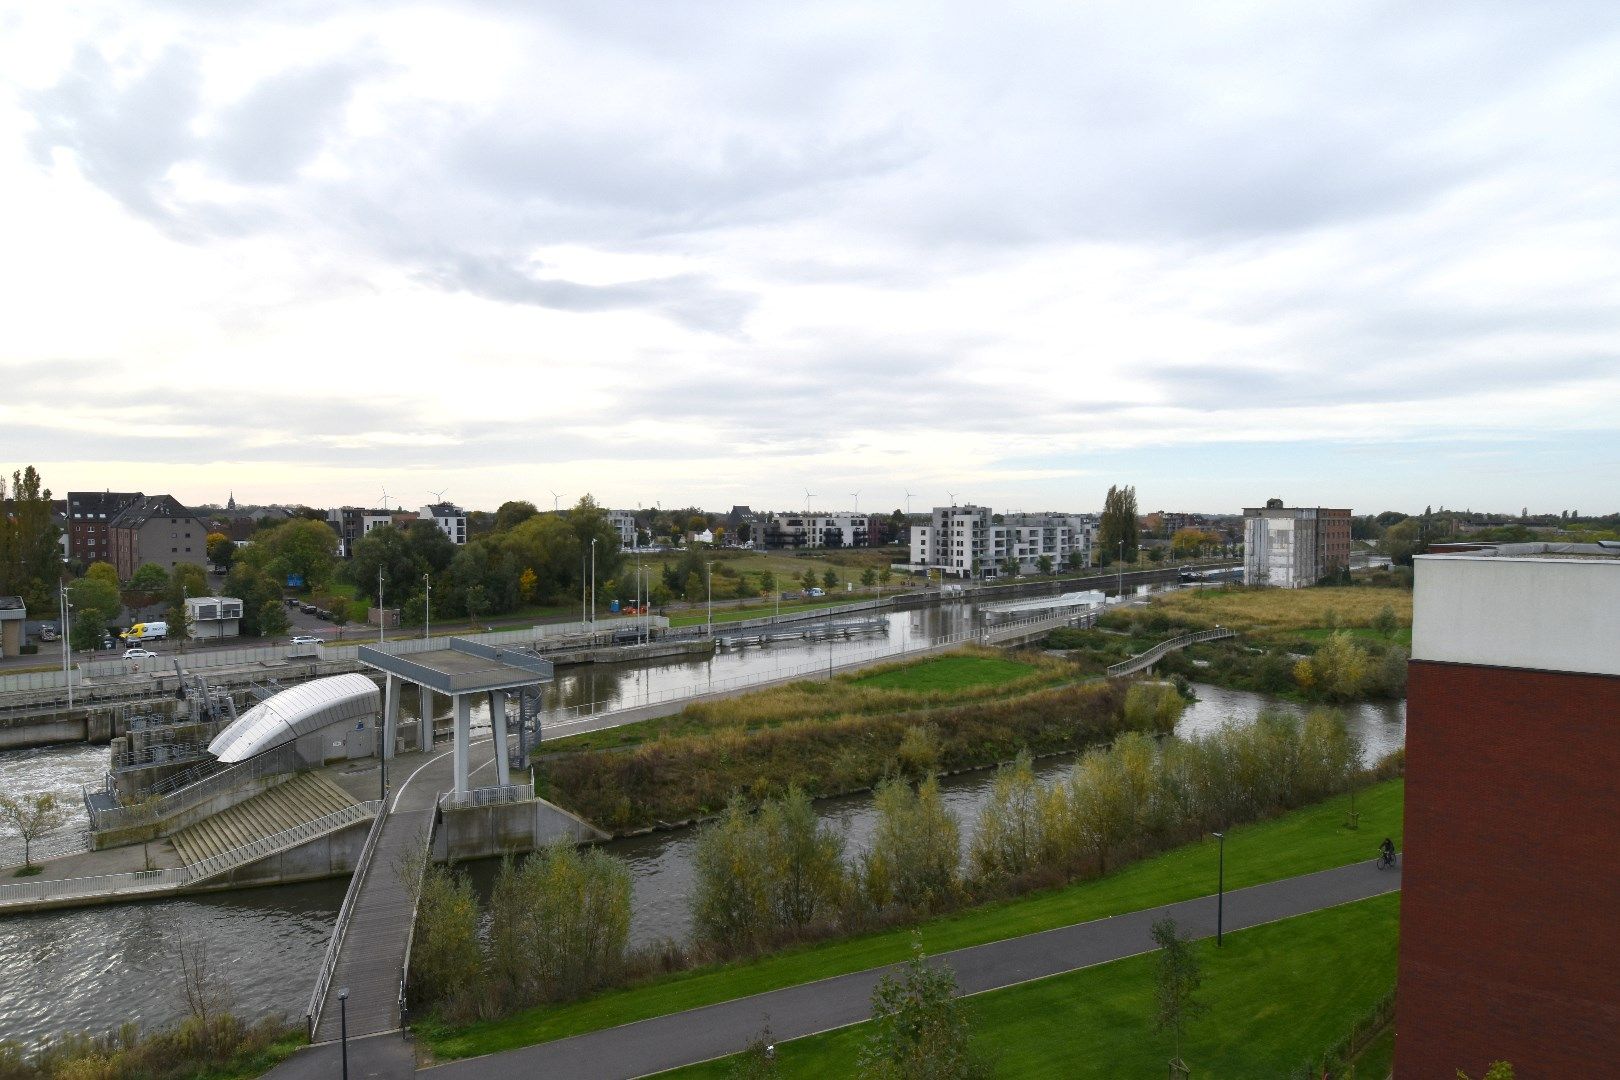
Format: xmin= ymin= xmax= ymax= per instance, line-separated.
xmin=1241 ymin=500 xmax=1351 ymax=588
xmin=1397 ymin=542 xmax=1620 ymax=1077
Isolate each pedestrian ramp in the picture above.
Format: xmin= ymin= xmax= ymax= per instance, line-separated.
xmin=171 ymin=772 xmax=361 ymax=866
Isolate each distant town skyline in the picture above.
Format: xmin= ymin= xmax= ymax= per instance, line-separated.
xmin=3 ymin=4 xmax=1617 ymax=513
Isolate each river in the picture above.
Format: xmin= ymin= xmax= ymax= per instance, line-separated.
xmin=0 ymin=600 xmax=1404 ymax=1044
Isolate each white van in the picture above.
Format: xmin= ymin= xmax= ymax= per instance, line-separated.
xmin=120 ymin=621 xmax=169 ymax=643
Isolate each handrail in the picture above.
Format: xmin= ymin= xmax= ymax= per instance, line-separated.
xmin=397 ymin=812 xmax=436 ymax=1032
xmin=87 ymin=744 xmax=298 ymax=832
xmin=1106 ymin=627 xmax=1237 ymax=678
xmin=0 ymin=799 xmax=380 ymax=910
xmin=307 ymin=801 xmax=390 ymax=1040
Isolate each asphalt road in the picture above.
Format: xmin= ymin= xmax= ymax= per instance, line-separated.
xmin=414 ymin=858 xmax=1402 ymax=1080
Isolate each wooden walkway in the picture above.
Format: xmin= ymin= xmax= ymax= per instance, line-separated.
xmin=312 ymin=807 xmax=435 ymax=1042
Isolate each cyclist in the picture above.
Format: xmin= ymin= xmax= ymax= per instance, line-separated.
xmin=1379 ymin=837 xmax=1396 ymax=868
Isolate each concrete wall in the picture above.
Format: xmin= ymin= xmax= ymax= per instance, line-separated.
xmin=192 ymin=816 xmax=375 ymax=891
xmin=433 ymin=798 xmax=607 ymax=863
xmin=1397 ymin=661 xmax=1620 ymax=1079
xmin=1413 ymin=554 xmax=1620 ymax=677
xmin=93 ymin=771 xmax=295 ymax=848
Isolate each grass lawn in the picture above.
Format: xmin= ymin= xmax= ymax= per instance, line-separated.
xmin=658 ymin=891 xmax=1400 ymax=1078
xmin=1151 ymin=586 xmax=1411 ymax=636
xmin=1291 ymin=625 xmax=1414 ymax=647
xmin=419 ymin=779 xmax=1403 ymax=1061
xmin=850 ymin=654 xmax=1036 ymax=692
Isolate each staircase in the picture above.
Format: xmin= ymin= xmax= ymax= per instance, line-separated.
xmin=171 ymin=772 xmax=360 ymax=866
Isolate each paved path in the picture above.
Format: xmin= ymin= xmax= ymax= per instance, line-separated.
xmin=421 ymin=858 xmax=1402 ymax=1080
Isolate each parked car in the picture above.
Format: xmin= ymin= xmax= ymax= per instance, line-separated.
xmin=289 ymin=635 xmax=324 ymax=647
xmin=285 ymin=597 xmax=300 ymax=607
xmin=807 ymin=587 xmax=825 ymax=597
xmin=36 ymin=623 xmax=58 ymax=642
xmin=122 ymin=647 xmax=158 ymax=661
xmin=300 ymin=603 xmax=317 ymax=614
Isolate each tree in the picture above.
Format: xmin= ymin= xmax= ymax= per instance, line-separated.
xmin=405 ymin=519 xmax=458 ymax=577
xmin=1037 ymin=554 xmax=1053 ymax=576
xmin=122 ymin=562 xmax=170 ymax=620
xmin=66 ymin=575 xmax=121 ymax=651
xmin=258 ymin=518 xmax=338 ymax=589
xmin=206 ymin=532 xmax=234 ymax=572
xmin=970 ymin=751 xmax=1042 ymax=880
xmin=1372 ymin=604 xmax=1399 ymax=637
xmin=857 ymin=938 xmax=987 ymax=1080
xmin=861 ymin=568 xmax=878 ymax=587
xmin=692 ymin=798 xmax=773 ymax=950
xmin=488 ymin=841 xmax=630 ymax=1004
xmin=862 ymin=776 xmax=960 ymax=914
xmin=0 ymin=466 xmax=62 ymax=612
xmin=0 ymin=792 xmax=68 ymax=866
xmin=1301 ymin=632 xmax=1371 ymax=701
xmin=761 ymin=787 xmax=846 ymax=930
xmin=86 ymin=561 xmax=119 ymax=589
xmin=879 ymin=567 xmax=893 ymax=588
xmin=801 ymin=569 xmax=817 ymax=592
xmin=1151 ymin=917 xmax=1207 ymax=1074
xmin=1383 ymin=518 xmax=1425 ymax=566
xmin=1000 ymin=557 xmax=1019 ymax=578
xmin=1099 ymin=484 xmax=1140 ymax=564
xmin=650 ymin=581 xmax=673 ymax=609
xmin=822 ymin=569 xmax=839 ymax=591
xmin=465 ymin=584 xmax=488 ymax=627
xmin=759 ymin=570 xmax=776 ymax=596
xmin=494 ymin=500 xmax=539 ymax=532
xmin=518 ymin=567 xmax=539 ymax=603
xmin=347 ymin=524 xmax=421 ymax=599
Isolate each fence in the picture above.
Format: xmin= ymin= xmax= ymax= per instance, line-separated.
xmin=440 ymin=782 xmax=530 ymax=808
xmin=1105 ymin=627 xmax=1238 ymax=678
xmin=84 ymin=744 xmax=299 ymax=832
xmin=306 ymin=803 xmax=389 ymax=1039
xmin=0 ymin=800 xmax=380 ymax=911
xmin=0 ymin=827 xmax=91 ymax=870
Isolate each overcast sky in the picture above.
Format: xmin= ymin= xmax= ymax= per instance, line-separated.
xmin=3 ymin=2 xmax=1618 ymax=517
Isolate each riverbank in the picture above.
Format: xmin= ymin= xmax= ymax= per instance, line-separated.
xmin=418 ymin=777 xmax=1404 ymax=1061
xmin=534 ymin=658 xmax=1130 ymax=833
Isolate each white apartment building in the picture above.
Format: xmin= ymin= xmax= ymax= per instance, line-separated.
xmin=1242 ymin=502 xmax=1352 ymax=589
xmin=608 ymin=509 xmax=638 ymax=549
xmin=418 ymin=502 xmax=468 ymax=545
xmin=762 ymin=512 xmax=873 ymax=549
xmin=905 ymin=506 xmax=1094 ymax=578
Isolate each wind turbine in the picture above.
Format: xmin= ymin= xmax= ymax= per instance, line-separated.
xmin=948 ymin=491 xmax=958 ymax=506
xmin=379 ymin=486 xmax=392 ymax=512
xmin=428 ymin=488 xmax=449 ymax=505
xmin=550 ymin=490 xmax=564 ymax=513
xmin=850 ymin=491 xmax=860 ymax=514
xmin=905 ymin=489 xmax=915 ymax=517
xmin=805 ymin=490 xmax=817 ymax=515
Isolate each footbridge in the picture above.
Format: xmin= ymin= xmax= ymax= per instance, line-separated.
xmin=1106 ymin=627 xmax=1237 ymax=678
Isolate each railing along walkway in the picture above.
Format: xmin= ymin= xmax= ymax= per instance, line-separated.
xmin=1106 ymin=627 xmax=1237 ymax=678
xmin=311 ymin=806 xmax=435 ymax=1042
xmin=0 ymin=801 xmax=379 ymax=911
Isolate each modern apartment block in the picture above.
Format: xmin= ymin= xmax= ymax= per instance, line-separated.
xmin=418 ymin=502 xmax=467 ymax=545
xmin=1397 ymin=543 xmax=1620 ymax=1077
xmin=608 ymin=509 xmax=638 ymax=548
xmin=761 ymin=512 xmax=873 ymax=549
xmin=1241 ymin=500 xmax=1352 ymax=588
xmin=65 ymin=491 xmax=143 ymax=565
xmin=107 ymin=494 xmax=210 ymax=579
xmin=906 ymin=506 xmax=1094 ymax=578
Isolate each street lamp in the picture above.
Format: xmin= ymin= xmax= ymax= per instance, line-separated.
xmin=1117 ymin=540 xmax=1125 ymax=600
xmin=590 ymin=538 xmax=598 ymax=625
xmin=59 ymin=583 xmax=73 ymax=709
xmin=424 ymin=572 xmax=432 ymax=640
xmin=706 ymin=560 xmax=716 ymax=637
xmin=337 ymin=987 xmax=350 ymax=1080
xmin=1212 ymin=831 xmax=1226 ymax=946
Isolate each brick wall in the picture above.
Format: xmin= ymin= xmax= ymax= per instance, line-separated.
xmin=1397 ymin=660 xmax=1620 ymax=1078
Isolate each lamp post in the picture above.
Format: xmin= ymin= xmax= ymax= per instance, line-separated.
xmin=59 ymin=584 xmax=73 ymax=709
xmin=1118 ymin=540 xmax=1125 ymax=600
xmin=424 ymin=573 xmax=431 ymax=640
xmin=337 ymin=987 xmax=350 ymax=1080
xmin=377 ymin=567 xmax=385 ymax=644
xmin=706 ymin=560 xmax=715 ymax=637
xmin=590 ymin=538 xmax=597 ymax=626
xmin=1212 ymin=831 xmax=1226 ymax=946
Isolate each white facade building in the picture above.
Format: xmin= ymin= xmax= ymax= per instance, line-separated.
xmin=184 ymin=595 xmax=243 ymax=639
xmin=906 ymin=506 xmax=1093 ymax=578
xmin=418 ymin=502 xmax=468 ymax=545
xmin=608 ymin=509 xmax=637 ymax=549
xmin=762 ymin=513 xmax=873 ymax=549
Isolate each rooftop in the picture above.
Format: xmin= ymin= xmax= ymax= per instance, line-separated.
xmin=357 ymin=637 xmax=554 ymax=694
xmin=1421 ymin=541 xmax=1620 ymax=561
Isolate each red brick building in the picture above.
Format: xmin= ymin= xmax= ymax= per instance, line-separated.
xmin=1398 ymin=543 xmax=1620 ymax=1077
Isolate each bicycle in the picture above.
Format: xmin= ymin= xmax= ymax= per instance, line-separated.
xmin=1378 ymin=848 xmax=1398 ymax=870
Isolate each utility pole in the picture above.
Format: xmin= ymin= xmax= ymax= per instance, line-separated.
xmin=378 ymin=567 xmax=385 ymax=644
xmin=706 ymin=561 xmax=714 ymax=637
xmin=60 ymin=583 xmax=73 ymax=709
xmin=590 ymin=538 xmax=597 ymax=626
xmin=1117 ymin=540 xmax=1125 ymax=601
xmin=424 ymin=573 xmax=431 ymax=640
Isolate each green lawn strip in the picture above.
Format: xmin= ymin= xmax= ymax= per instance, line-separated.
xmin=420 ymin=779 xmax=1403 ymax=1060
xmin=848 ymin=655 xmax=1035 ymax=692
xmin=1352 ymin=1023 xmax=1396 ymax=1077
xmin=1287 ymin=626 xmax=1413 ymax=647
xmin=658 ymin=891 xmax=1400 ymax=1078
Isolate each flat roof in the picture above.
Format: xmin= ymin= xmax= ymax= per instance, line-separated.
xmin=357 ymin=637 xmax=554 ymax=694
xmin=1418 ymin=542 xmax=1620 ymax=562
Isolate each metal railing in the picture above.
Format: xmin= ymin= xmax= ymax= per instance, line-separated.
xmin=1106 ymin=627 xmax=1237 ymax=678
xmin=0 ymin=799 xmax=380 ymax=911
xmin=85 ymin=744 xmax=299 ymax=832
xmin=306 ymin=802 xmax=390 ymax=1040
xmin=397 ymin=814 xmax=437 ymax=1032
xmin=0 ymin=827 xmax=91 ymax=870
xmin=440 ymin=783 xmax=530 ymax=808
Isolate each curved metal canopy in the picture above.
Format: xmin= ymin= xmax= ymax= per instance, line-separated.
xmin=208 ymin=673 xmax=379 ymax=763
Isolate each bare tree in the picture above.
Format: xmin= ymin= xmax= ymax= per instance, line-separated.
xmin=174 ymin=927 xmax=235 ymax=1027
xmin=0 ymin=792 xmax=68 ymax=867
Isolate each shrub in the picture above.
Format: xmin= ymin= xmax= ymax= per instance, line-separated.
xmin=489 ymin=842 xmax=631 ymax=1005
xmin=411 ymin=864 xmax=484 ymax=1021
xmin=862 ymin=776 xmax=960 ymax=916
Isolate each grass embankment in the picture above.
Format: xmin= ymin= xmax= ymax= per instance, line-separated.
xmin=539 ymin=650 xmax=1056 ymax=753
xmin=535 ymin=658 xmax=1121 ymax=831
xmin=421 ymin=778 xmax=1403 ymax=1061
xmin=1150 ymin=586 xmax=1412 ymax=640
xmin=660 ymin=892 xmax=1400 ymax=1078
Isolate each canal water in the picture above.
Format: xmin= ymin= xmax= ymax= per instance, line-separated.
xmin=0 ymin=596 xmax=1404 ymax=1044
